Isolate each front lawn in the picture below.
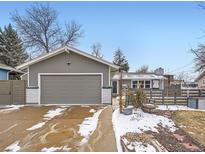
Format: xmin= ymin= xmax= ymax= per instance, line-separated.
xmin=112 ymin=105 xmax=205 ymax=152
xmin=172 ymin=110 xmax=205 ymax=147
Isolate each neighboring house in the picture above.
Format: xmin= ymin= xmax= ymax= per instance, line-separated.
xmin=195 ymin=72 xmax=205 ymax=89
xmin=17 ymin=46 xmax=119 ymax=105
xmin=112 ymin=72 xmax=167 ymax=95
xmin=0 ymin=63 xmax=22 ymax=80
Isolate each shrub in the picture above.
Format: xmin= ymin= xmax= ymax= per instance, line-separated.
xmin=131 ymin=89 xmax=147 ymax=108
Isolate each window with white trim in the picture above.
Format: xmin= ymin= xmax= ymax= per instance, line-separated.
xmin=132 ymin=81 xmax=138 ymax=88
xmin=145 ymin=80 xmax=151 ymax=88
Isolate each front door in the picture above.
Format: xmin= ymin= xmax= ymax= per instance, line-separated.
xmin=112 ymin=81 xmax=117 ymax=94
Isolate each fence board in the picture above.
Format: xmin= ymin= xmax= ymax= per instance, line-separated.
xmin=126 ymin=88 xmax=205 ymax=105
xmin=0 ymin=80 xmax=25 ymax=105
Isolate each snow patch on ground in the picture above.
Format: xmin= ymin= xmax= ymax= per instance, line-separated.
xmin=27 ymin=107 xmax=66 ymax=131
xmin=27 ymin=122 xmax=46 ymax=131
xmin=41 ymin=145 xmax=71 ymax=152
xmin=81 ymin=105 xmax=90 ymax=108
xmin=157 ymin=105 xmax=205 ymax=111
xmin=5 ymin=141 xmax=20 ymax=152
xmin=132 ymin=142 xmax=156 ymax=152
xmin=43 ymin=108 xmax=66 ymax=120
xmin=112 ymin=108 xmax=177 ymax=152
xmin=157 ymin=105 xmax=193 ymax=111
xmin=0 ymin=105 xmax=23 ymax=113
xmin=78 ymin=107 xmax=105 ymax=145
xmin=89 ymin=109 xmax=96 ymax=113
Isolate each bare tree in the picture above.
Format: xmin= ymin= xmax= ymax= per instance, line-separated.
xmin=175 ymin=71 xmax=193 ymax=82
xmin=136 ymin=65 xmax=149 ymax=73
xmin=191 ymin=44 xmax=205 ymax=72
xmin=190 ymin=2 xmax=205 ymax=72
xmin=11 ymin=3 xmax=83 ymax=56
xmin=60 ymin=21 xmax=83 ymax=46
xmin=91 ymin=42 xmax=103 ymax=59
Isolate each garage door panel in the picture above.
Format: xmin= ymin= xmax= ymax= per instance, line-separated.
xmin=41 ymin=75 xmax=101 ymax=104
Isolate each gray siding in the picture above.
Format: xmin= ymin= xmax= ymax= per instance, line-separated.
xmin=29 ymin=51 xmax=109 ymax=87
xmin=40 ymin=75 xmax=101 ymax=104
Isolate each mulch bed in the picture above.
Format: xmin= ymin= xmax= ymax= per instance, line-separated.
xmin=147 ymin=109 xmax=205 ymax=152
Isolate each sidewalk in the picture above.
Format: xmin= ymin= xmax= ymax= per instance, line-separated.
xmin=79 ymin=106 xmax=117 ymax=152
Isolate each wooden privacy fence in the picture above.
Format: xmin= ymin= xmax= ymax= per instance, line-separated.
xmin=126 ymin=88 xmax=205 ymax=105
xmin=0 ymin=80 xmax=26 ymax=105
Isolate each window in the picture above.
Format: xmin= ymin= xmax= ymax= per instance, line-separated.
xmin=132 ymin=81 xmax=138 ymax=88
xmin=203 ymin=80 xmax=205 ymax=85
xmin=139 ymin=80 xmax=144 ymax=88
xmin=152 ymin=80 xmax=160 ymax=89
xmin=145 ymin=80 xmax=151 ymax=88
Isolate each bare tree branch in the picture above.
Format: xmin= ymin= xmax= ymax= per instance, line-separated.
xmin=61 ymin=21 xmax=84 ymax=46
xmin=11 ymin=3 xmax=83 ymax=56
xmin=91 ymin=42 xmax=103 ymax=59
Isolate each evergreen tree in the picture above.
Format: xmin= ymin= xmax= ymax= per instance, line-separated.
xmin=0 ymin=24 xmax=28 ymax=67
xmin=113 ymin=48 xmax=129 ymax=72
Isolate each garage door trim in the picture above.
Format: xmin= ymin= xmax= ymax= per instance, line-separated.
xmin=38 ymin=73 xmax=103 ymax=105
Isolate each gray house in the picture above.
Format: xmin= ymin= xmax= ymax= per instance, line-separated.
xmin=17 ymin=46 xmax=119 ymax=105
xmin=112 ymin=72 xmax=167 ymax=94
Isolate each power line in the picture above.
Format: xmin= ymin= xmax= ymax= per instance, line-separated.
xmin=169 ymin=61 xmax=194 ymax=73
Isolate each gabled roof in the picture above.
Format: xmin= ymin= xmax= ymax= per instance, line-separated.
xmin=0 ymin=63 xmax=23 ymax=73
xmin=112 ymin=72 xmax=166 ymax=80
xmin=16 ymin=46 xmax=120 ymax=70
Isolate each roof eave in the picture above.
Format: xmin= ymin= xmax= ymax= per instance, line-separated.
xmin=16 ymin=46 xmax=120 ymax=70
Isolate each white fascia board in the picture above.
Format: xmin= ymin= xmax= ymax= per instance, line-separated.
xmin=66 ymin=46 xmax=120 ymax=69
xmin=16 ymin=46 xmax=120 ymax=70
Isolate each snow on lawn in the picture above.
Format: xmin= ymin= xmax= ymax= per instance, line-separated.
xmin=41 ymin=146 xmax=71 ymax=152
xmin=0 ymin=105 xmax=23 ymax=113
xmin=5 ymin=141 xmax=20 ymax=152
xmin=112 ymin=108 xmax=177 ymax=152
xmin=78 ymin=107 xmax=105 ymax=145
xmin=27 ymin=107 xmax=67 ymax=131
xmin=157 ymin=105 xmax=205 ymax=112
xmin=27 ymin=122 xmax=46 ymax=131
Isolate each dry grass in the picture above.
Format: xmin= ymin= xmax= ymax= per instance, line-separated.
xmin=172 ymin=110 xmax=205 ymax=146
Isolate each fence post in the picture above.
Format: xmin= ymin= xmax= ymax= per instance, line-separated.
xmin=174 ymin=92 xmax=177 ymax=104
xmin=11 ymin=80 xmax=13 ymax=105
xmin=199 ymin=89 xmax=201 ymax=97
xmin=162 ymin=90 xmax=164 ymax=104
xmin=150 ymin=89 xmax=152 ymax=99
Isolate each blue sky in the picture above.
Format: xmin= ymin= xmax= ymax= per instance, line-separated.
xmin=0 ymin=1 xmax=204 ymax=75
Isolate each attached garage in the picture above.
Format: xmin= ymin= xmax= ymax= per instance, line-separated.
xmin=17 ymin=46 xmax=120 ymax=105
xmin=39 ymin=73 xmax=102 ymax=104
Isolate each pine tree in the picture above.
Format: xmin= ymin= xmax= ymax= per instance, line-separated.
xmin=0 ymin=24 xmax=28 ymax=67
xmin=113 ymin=48 xmax=129 ymax=72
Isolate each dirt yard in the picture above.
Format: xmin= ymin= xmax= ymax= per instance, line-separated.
xmin=0 ymin=105 xmax=116 ymax=152
xmin=172 ymin=110 xmax=205 ymax=148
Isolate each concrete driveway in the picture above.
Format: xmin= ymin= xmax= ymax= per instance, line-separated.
xmin=0 ymin=105 xmax=117 ymax=152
